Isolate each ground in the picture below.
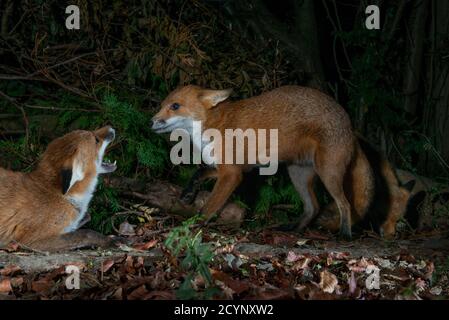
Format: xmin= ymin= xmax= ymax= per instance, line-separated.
xmin=1 ymin=215 xmax=448 ymax=300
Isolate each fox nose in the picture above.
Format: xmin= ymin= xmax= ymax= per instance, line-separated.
xmin=151 ymin=118 xmax=165 ymax=130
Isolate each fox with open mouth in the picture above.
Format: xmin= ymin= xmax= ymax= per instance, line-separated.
xmin=0 ymin=126 xmax=119 ymax=252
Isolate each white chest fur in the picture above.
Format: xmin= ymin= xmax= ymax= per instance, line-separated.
xmin=64 ymin=176 xmax=98 ymax=233
xmin=192 ymin=135 xmax=218 ymax=167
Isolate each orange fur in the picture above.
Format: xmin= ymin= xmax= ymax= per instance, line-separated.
xmin=153 ymin=85 xmax=375 ymax=239
xmin=0 ymin=126 xmax=117 ymax=251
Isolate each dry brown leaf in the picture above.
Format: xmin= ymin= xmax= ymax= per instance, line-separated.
xmin=348 ymin=271 xmax=357 ymax=295
xmin=31 ymin=279 xmax=53 ymax=292
xmin=118 ymin=221 xmax=136 ymax=236
xmin=212 ymin=270 xmax=250 ymax=295
xmin=144 ymin=290 xmax=176 ymax=300
xmin=10 ymin=277 xmax=24 ymax=288
xmin=286 ymin=251 xmax=303 ymax=263
xmin=0 ymin=265 xmax=21 ymax=276
xmin=101 ymin=259 xmax=115 ymax=273
xmin=133 ymin=239 xmax=158 ymax=251
xmin=0 ymin=278 xmax=12 ymax=293
xmin=127 ymin=285 xmax=150 ymax=300
xmin=319 ymin=270 xmax=339 ymax=294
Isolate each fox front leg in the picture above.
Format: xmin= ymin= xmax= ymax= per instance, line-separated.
xmin=180 ymin=166 xmax=218 ymax=204
xmin=200 ymin=166 xmax=243 ymax=222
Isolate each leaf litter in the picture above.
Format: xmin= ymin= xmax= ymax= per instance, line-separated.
xmin=0 ymin=209 xmax=448 ymax=300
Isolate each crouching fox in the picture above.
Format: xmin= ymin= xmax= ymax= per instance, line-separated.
xmin=0 ymin=126 xmax=119 ymax=252
xmin=152 ymin=85 xmax=375 ymax=239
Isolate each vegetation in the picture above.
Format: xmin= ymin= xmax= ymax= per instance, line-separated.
xmin=1 ymin=0 xmax=449 ymax=301
xmin=1 ymin=0 xmax=448 ymax=229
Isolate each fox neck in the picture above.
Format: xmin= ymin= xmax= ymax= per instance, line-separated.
xmin=30 ymin=164 xmax=99 ymax=233
xmin=28 ymin=166 xmax=63 ymax=193
xmin=185 ymin=105 xmax=231 ymax=167
xmin=203 ymin=102 xmax=231 ymax=132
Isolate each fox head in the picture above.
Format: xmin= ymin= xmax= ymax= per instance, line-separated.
xmin=382 ymin=179 xmax=416 ymax=237
xmin=151 ymin=85 xmax=232 ymax=133
xmin=37 ymin=126 xmax=117 ymax=195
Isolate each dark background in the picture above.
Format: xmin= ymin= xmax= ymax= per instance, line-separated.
xmin=0 ymin=0 xmax=448 ymax=230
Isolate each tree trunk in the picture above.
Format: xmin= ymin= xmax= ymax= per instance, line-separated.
xmin=293 ymin=0 xmax=326 ymax=90
xmin=422 ymin=0 xmax=449 ymax=176
xmin=403 ymin=0 xmax=429 ymax=115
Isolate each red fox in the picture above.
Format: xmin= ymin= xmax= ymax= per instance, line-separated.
xmin=0 ymin=126 xmax=118 ymax=251
xmin=152 ymin=85 xmax=375 ymax=239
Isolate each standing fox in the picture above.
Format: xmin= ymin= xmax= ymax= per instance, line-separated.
xmin=0 ymin=126 xmax=118 ymax=251
xmin=152 ymin=85 xmax=375 ymax=239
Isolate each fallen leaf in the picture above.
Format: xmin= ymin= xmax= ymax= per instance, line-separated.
xmin=133 ymin=239 xmax=158 ymax=251
xmin=248 ymin=283 xmax=293 ymax=300
xmin=118 ymin=221 xmax=136 ymax=236
xmin=224 ymin=254 xmax=243 ymax=270
xmin=296 ymin=239 xmax=309 ymax=247
xmin=127 ymin=285 xmax=150 ymax=300
xmin=292 ymin=257 xmax=311 ymax=271
xmin=348 ymin=271 xmax=357 ymax=295
xmin=319 ymin=270 xmax=338 ymax=294
xmin=31 ymin=279 xmax=53 ymax=292
xmin=0 ymin=265 xmax=21 ymax=276
xmin=374 ymin=257 xmax=394 ymax=270
xmin=415 ymin=278 xmax=427 ymax=293
xmin=430 ymin=286 xmax=442 ymax=296
xmin=424 ymin=262 xmax=434 ymax=280
xmin=144 ymin=290 xmax=176 ymax=300
xmin=212 ymin=270 xmax=250 ymax=295
xmin=0 ymin=278 xmax=12 ymax=293
xmin=286 ymin=251 xmax=303 ymax=263
xmin=10 ymin=277 xmax=24 ymax=288
xmin=101 ymin=259 xmax=115 ymax=273
xmin=256 ymin=262 xmax=274 ymax=272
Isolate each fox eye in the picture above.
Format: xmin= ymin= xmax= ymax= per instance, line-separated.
xmin=95 ymin=136 xmax=100 ymax=144
xmin=170 ymin=103 xmax=180 ymax=111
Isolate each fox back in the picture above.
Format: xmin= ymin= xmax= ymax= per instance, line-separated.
xmin=152 ymin=85 xmax=355 ymax=165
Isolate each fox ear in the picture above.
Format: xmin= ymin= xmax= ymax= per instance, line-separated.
xmin=402 ymin=180 xmax=416 ymax=192
xmin=199 ymin=89 xmax=232 ymax=108
xmin=60 ymin=156 xmax=85 ymax=195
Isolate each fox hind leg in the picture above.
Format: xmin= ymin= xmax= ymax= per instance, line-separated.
xmin=315 ymin=149 xmax=353 ymax=240
xmin=287 ymin=165 xmax=320 ymax=232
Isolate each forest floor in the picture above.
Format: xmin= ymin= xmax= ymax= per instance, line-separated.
xmin=1 ymin=213 xmax=448 ymax=300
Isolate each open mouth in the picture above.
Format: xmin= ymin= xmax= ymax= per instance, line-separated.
xmin=101 ymin=158 xmax=117 ymax=173
xmin=97 ymin=127 xmax=118 ymax=174
xmin=152 ymin=123 xmax=176 ymax=133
